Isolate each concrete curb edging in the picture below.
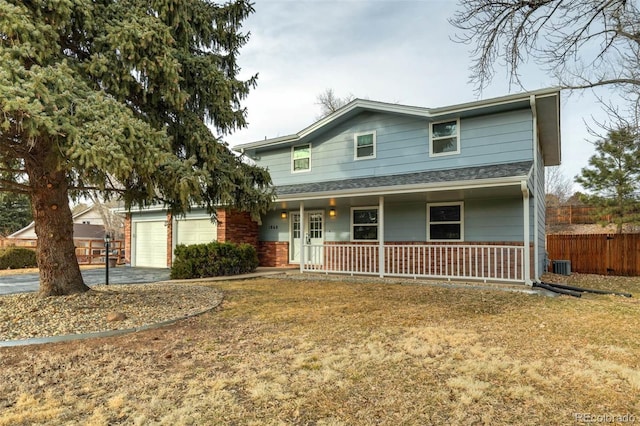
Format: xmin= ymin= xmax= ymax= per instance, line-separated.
xmin=0 ymin=270 xmax=292 ymax=348
xmin=0 ymin=294 xmax=224 ymax=348
xmin=156 ymin=270 xmax=289 ymax=285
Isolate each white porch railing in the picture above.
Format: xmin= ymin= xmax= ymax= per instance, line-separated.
xmin=302 ymin=243 xmax=526 ymax=283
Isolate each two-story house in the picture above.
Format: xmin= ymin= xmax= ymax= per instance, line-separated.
xmin=124 ymin=88 xmax=560 ymax=285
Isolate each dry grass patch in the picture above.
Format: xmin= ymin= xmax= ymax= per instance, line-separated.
xmin=0 ymin=264 xmax=104 ymax=277
xmin=1 ymin=276 xmax=639 ymax=425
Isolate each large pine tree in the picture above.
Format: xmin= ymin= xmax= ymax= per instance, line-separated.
xmin=0 ymin=0 xmax=273 ymax=296
xmin=576 ymin=126 xmax=640 ymax=233
xmin=0 ymin=192 xmax=32 ymax=236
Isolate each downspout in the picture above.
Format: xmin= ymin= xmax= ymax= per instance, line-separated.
xmin=521 ymin=181 xmax=532 ymax=285
xmin=530 ymin=95 xmax=540 ymax=281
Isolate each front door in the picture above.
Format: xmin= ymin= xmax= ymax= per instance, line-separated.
xmin=290 ymin=211 xmax=324 ymax=264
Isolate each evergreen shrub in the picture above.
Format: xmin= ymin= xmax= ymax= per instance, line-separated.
xmin=170 ymin=242 xmax=258 ymax=279
xmin=0 ymin=247 xmax=38 ymax=269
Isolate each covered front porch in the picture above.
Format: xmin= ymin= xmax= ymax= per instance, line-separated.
xmin=302 ymin=241 xmax=526 ymax=283
xmin=266 ymin=175 xmax=535 ymax=284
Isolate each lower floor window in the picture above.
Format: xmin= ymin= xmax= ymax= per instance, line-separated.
xmin=352 ymin=207 xmax=378 ymax=240
xmin=427 ymin=202 xmax=463 ymax=241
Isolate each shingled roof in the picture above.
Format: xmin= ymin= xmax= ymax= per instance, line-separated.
xmin=276 ymin=161 xmax=533 ymax=197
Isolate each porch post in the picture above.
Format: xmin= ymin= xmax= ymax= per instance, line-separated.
xmin=521 ymin=182 xmax=532 ymax=285
xmin=379 ymin=196 xmax=385 ymax=278
xmin=299 ymin=202 xmax=305 ymax=273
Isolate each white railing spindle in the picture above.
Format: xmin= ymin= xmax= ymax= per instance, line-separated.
xmin=301 ymin=243 xmax=525 ymax=283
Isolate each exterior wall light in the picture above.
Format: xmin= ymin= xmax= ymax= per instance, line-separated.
xmin=329 ymin=208 xmax=336 ymax=217
xmin=281 ymin=211 xmax=288 ymax=219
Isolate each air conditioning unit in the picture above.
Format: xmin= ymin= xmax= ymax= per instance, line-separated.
xmin=553 ymin=260 xmax=571 ymax=276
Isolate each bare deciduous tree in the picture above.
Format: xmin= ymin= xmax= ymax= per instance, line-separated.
xmin=88 ymin=193 xmax=125 ymax=240
xmin=450 ymin=0 xmax=640 ymax=101
xmin=545 ymin=166 xmax=574 ymax=207
xmin=316 ymin=89 xmax=355 ymax=119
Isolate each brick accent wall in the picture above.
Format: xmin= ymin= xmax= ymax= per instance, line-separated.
xmin=258 ymin=241 xmax=290 ymax=267
xmin=216 ymin=209 xmax=259 ymax=246
xmin=124 ymin=214 xmax=132 ymax=265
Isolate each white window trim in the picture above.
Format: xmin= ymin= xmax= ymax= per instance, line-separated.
xmin=353 ymin=130 xmax=377 ymax=161
xmin=429 ymin=118 xmax=460 ymax=157
xmin=291 ymin=143 xmax=311 ymax=173
xmin=350 ymin=206 xmax=379 ymax=241
xmin=427 ymin=201 xmax=464 ymax=241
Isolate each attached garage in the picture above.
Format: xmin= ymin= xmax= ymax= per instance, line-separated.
xmin=133 ymin=220 xmax=167 ymax=268
xmin=175 ymin=218 xmax=217 ymax=246
xmin=123 ymin=206 xmax=258 ymax=268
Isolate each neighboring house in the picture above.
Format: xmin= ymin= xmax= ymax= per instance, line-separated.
xmin=127 ymin=88 xmax=560 ymax=285
xmin=7 ymin=205 xmax=108 ymax=245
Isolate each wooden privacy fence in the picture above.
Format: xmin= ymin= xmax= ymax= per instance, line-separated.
xmin=75 ymin=239 xmax=125 ymax=265
xmin=546 ymin=234 xmax=640 ymax=276
xmin=546 ymin=205 xmax=610 ymax=225
xmin=1 ymin=239 xmax=125 ymax=265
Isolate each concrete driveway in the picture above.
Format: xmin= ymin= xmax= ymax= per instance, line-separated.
xmin=0 ymin=267 xmax=171 ymax=295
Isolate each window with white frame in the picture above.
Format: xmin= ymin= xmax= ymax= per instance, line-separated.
xmin=351 ymin=207 xmax=378 ymax=240
xmin=354 ymin=131 xmax=376 ymax=160
xmin=430 ymin=119 xmax=460 ymax=156
xmin=291 ymin=144 xmax=311 ymax=172
xmin=427 ymin=202 xmax=463 ymax=241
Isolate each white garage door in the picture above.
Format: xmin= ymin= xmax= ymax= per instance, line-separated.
xmin=176 ymin=219 xmax=217 ymax=246
xmin=134 ymin=221 xmax=168 ymax=268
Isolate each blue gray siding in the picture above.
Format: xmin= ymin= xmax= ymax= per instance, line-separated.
xmin=526 ymin=139 xmax=547 ymax=279
xmin=385 ymin=202 xmax=428 ymax=241
xmin=253 ymin=109 xmax=533 ymax=186
xmin=259 ymin=210 xmax=290 ymax=242
xmin=536 ymin=146 xmax=547 ymax=275
xmin=181 ymin=208 xmax=217 ymax=220
xmin=259 ymin=197 xmax=525 ymax=243
xmin=131 ymin=210 xmax=168 ymax=222
xmin=465 ymin=198 xmax=524 ymax=242
xmin=131 ymin=208 xmax=216 ymax=222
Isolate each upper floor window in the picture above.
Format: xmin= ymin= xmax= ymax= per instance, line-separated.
xmin=354 ymin=131 xmax=376 ymax=160
xmin=351 ymin=207 xmax=378 ymax=241
xmin=292 ymin=144 xmax=311 ymax=172
xmin=430 ymin=119 xmax=460 ymax=157
xmin=427 ymin=202 xmax=464 ymax=241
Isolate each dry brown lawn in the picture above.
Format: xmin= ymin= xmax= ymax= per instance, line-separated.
xmin=1 ymin=275 xmax=639 ymax=425
xmin=0 ymin=265 xmax=103 ymax=277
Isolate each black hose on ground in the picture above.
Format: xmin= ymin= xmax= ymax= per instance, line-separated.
xmin=540 ymin=281 xmax=632 ymax=298
xmin=533 ymin=282 xmax=582 ymax=297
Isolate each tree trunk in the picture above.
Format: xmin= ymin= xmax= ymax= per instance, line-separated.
xmin=25 ymin=145 xmax=89 ymax=296
xmin=617 ymin=196 xmax=624 ymax=234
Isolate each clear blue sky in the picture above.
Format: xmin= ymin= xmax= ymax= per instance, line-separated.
xmin=228 ymin=0 xmax=618 ymax=190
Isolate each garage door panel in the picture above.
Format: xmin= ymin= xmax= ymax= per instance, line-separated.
xmin=134 ymin=221 xmax=167 ymax=268
xmin=176 ymin=219 xmax=217 ymax=246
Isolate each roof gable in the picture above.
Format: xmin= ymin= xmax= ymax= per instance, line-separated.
xmin=8 ymin=204 xmax=104 ymax=239
xmin=275 ymin=161 xmax=533 ymax=199
xmin=234 ymin=88 xmax=561 ymax=166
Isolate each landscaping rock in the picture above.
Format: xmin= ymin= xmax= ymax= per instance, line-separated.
xmin=106 ymin=312 xmax=128 ymax=322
